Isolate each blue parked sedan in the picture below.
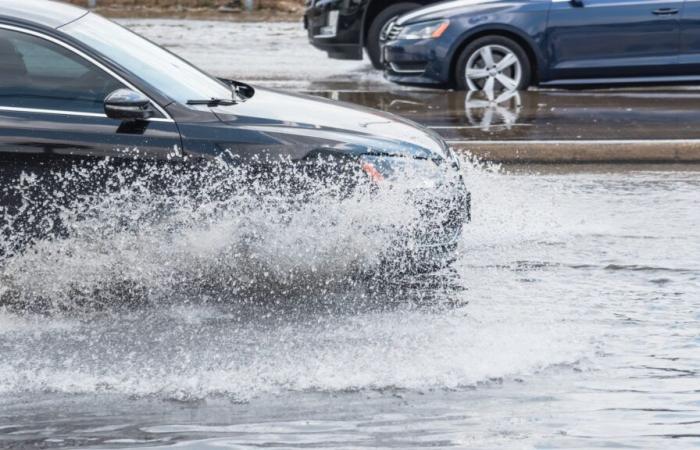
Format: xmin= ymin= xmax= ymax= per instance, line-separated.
xmin=382 ymin=0 xmax=696 ymax=91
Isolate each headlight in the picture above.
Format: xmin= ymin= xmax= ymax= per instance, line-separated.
xmin=397 ymin=19 xmax=449 ymax=40
xmin=359 ymin=155 xmax=448 ymax=188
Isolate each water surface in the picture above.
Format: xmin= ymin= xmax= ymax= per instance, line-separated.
xmin=1 ymin=164 xmax=698 ymax=449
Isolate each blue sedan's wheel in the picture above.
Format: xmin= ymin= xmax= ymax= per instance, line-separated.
xmin=455 ymin=36 xmax=531 ymax=94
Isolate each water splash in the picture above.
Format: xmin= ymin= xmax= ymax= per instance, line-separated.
xmin=0 ymin=156 xmax=466 ymax=312
xmin=0 ymin=156 xmax=590 ymax=402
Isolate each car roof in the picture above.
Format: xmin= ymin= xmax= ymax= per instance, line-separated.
xmin=0 ymin=0 xmax=88 ymax=29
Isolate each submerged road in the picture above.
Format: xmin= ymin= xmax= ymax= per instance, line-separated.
xmin=1 ymin=166 xmax=699 ymax=449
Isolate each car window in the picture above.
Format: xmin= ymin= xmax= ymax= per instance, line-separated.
xmin=0 ymin=28 xmax=125 ymax=114
xmin=63 ymin=13 xmax=233 ymax=106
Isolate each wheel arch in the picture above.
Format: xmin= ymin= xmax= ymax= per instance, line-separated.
xmin=360 ymin=0 xmax=430 ymax=47
xmin=447 ymin=25 xmax=542 ymax=87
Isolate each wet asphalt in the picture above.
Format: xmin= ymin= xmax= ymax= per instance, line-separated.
xmin=1 ymin=20 xmax=699 ymax=450
xmin=309 ymin=88 xmax=700 ymax=163
xmin=124 ymin=19 xmax=700 ymax=163
xmin=310 ymin=89 xmax=697 ymax=141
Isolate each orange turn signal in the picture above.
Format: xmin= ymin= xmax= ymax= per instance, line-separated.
xmin=361 ymin=162 xmax=384 ymax=183
xmin=431 ymin=21 xmax=450 ymax=38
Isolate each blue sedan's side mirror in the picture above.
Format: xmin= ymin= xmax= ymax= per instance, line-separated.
xmin=570 ymin=0 xmax=584 ymax=6
xmin=104 ymin=89 xmax=154 ymax=121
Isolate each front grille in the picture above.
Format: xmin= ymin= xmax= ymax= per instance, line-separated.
xmin=382 ymin=21 xmax=402 ymax=41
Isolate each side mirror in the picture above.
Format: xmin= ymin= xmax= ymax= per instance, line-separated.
xmin=570 ymin=0 xmax=584 ymax=6
xmin=104 ymin=89 xmax=154 ymax=121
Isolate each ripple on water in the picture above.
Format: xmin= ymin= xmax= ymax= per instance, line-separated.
xmin=0 ymin=162 xmax=699 ymax=449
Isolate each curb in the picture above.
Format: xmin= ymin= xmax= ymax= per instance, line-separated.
xmin=449 ymin=140 xmax=700 ymax=163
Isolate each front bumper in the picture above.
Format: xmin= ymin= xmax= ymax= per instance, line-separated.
xmin=304 ymin=0 xmax=365 ymax=60
xmin=392 ymin=180 xmax=470 ymax=273
xmin=382 ymin=38 xmax=451 ymax=87
xmin=419 ymin=141 xmax=471 ymax=248
xmin=418 ymin=180 xmax=470 ymax=248
xmin=390 ymin=158 xmax=470 ymax=249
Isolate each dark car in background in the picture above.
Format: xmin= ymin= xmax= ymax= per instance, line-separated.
xmin=303 ymin=0 xmax=443 ymax=69
xmin=0 ymin=0 xmax=469 ymax=271
xmin=382 ymin=0 xmax=700 ymax=91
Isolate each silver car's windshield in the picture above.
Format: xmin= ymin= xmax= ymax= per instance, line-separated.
xmin=62 ymin=13 xmax=233 ymax=105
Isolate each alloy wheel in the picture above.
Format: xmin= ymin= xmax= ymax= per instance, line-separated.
xmin=464 ymin=44 xmax=522 ymax=97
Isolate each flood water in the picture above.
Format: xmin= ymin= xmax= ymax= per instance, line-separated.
xmin=312 ymin=89 xmax=700 ymax=142
xmin=0 ymin=163 xmax=698 ymax=449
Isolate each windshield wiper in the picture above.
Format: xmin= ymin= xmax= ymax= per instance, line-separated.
xmin=186 ymin=98 xmax=237 ymax=107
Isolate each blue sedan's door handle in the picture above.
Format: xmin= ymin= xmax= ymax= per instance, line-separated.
xmin=652 ymin=7 xmax=679 ymax=15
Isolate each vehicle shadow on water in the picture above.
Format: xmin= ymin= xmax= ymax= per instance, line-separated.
xmin=0 ymin=260 xmax=469 ymax=319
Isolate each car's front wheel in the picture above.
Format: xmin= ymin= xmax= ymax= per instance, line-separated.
xmin=454 ymin=36 xmax=531 ymax=93
xmin=366 ymin=2 xmax=420 ymax=69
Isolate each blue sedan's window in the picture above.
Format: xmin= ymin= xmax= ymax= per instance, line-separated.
xmin=0 ymin=29 xmax=125 ymax=114
xmin=63 ymin=13 xmax=233 ymax=106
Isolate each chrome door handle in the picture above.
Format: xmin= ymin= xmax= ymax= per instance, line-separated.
xmin=652 ymin=8 xmax=679 ymax=15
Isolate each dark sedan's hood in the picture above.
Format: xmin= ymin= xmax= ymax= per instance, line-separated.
xmin=397 ymin=0 xmax=501 ymax=25
xmin=209 ymin=87 xmax=449 ymax=160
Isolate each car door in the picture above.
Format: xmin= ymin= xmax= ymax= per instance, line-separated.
xmin=0 ymin=26 xmax=183 ymax=181
xmin=546 ymin=0 xmax=683 ymax=80
xmin=678 ymin=0 xmax=700 ymax=73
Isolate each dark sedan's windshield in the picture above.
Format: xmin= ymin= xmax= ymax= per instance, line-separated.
xmin=62 ymin=13 xmax=233 ymax=106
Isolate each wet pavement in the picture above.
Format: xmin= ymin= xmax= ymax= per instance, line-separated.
xmin=1 ymin=164 xmax=699 ymax=449
xmin=125 ymin=19 xmax=700 ymax=162
xmin=311 ymin=89 xmax=700 ymax=141
xmin=310 ymin=89 xmax=700 ymax=162
xmin=1 ymin=18 xmax=699 ymax=450
xmin=121 ymin=20 xmax=378 ymax=90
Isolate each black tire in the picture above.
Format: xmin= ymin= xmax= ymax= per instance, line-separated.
xmin=366 ymin=2 xmax=420 ymax=70
xmin=454 ymin=35 xmax=532 ymax=91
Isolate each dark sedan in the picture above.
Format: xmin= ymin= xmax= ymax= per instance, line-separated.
xmin=382 ymin=0 xmax=700 ymax=91
xmin=304 ymin=0 xmax=442 ymax=69
xmin=0 ymin=0 xmax=469 ymax=272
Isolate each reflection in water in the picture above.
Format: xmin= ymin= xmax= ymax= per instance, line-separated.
xmin=313 ymin=89 xmax=700 ymax=141
xmin=464 ymin=90 xmax=522 ymax=131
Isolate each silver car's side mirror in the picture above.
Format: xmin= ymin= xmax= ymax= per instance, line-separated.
xmin=104 ymin=89 xmax=154 ymax=121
